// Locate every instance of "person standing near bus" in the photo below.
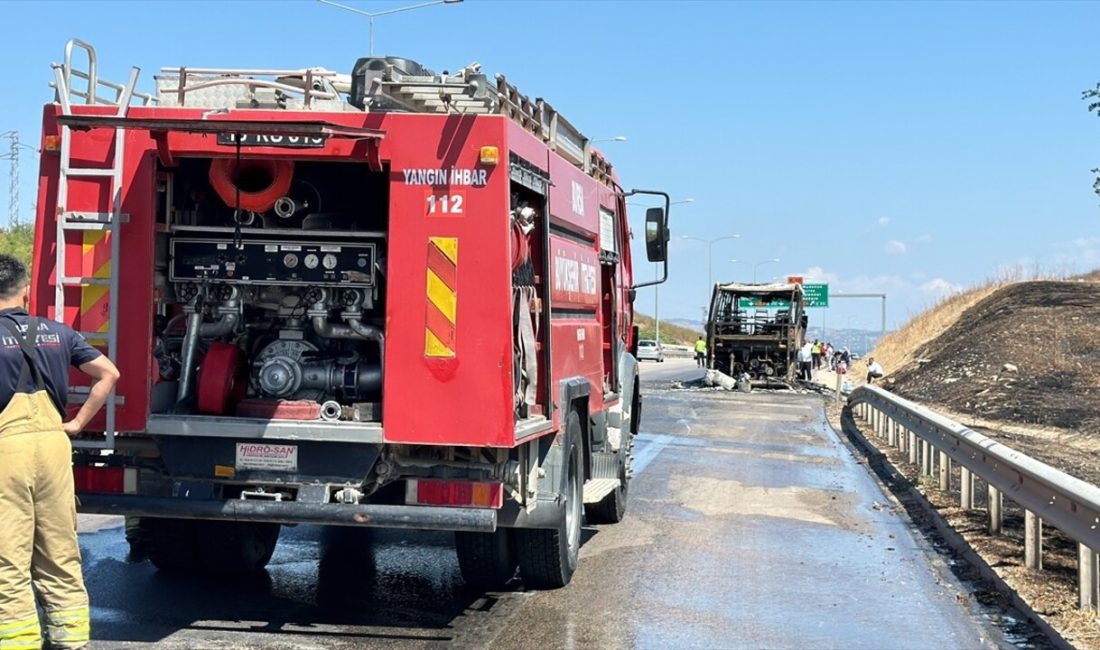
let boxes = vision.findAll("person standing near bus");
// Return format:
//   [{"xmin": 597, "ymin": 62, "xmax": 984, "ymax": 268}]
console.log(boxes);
[{"xmin": 694, "ymin": 336, "xmax": 707, "ymax": 368}]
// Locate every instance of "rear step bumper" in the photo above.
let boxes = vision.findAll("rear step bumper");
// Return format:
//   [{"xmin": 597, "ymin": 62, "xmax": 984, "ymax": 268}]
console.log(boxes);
[{"xmin": 78, "ymin": 495, "xmax": 496, "ymax": 532}]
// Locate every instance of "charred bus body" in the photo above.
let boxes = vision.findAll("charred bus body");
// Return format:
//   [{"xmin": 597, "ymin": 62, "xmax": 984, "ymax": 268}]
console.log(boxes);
[{"xmin": 705, "ymin": 283, "xmax": 807, "ymax": 382}]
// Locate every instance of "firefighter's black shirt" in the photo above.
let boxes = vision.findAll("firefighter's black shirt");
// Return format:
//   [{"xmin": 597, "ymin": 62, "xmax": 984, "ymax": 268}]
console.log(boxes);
[{"xmin": 0, "ymin": 308, "xmax": 102, "ymax": 416}]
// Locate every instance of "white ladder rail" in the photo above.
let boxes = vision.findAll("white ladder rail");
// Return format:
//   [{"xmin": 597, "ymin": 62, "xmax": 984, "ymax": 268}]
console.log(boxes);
[{"xmin": 50, "ymin": 44, "xmax": 141, "ymax": 450}]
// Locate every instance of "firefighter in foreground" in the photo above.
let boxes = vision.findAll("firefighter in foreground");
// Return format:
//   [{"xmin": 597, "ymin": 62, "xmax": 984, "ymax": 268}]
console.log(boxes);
[{"xmin": 0, "ymin": 254, "xmax": 120, "ymax": 649}]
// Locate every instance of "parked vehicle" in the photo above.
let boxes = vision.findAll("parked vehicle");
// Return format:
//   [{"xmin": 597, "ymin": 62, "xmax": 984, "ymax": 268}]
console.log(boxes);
[
  {"xmin": 637, "ymin": 339, "xmax": 665, "ymax": 362},
  {"xmin": 33, "ymin": 39, "xmax": 673, "ymax": 589}
]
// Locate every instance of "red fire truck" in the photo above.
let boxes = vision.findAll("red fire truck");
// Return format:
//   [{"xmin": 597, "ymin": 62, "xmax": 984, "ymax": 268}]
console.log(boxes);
[{"xmin": 31, "ymin": 40, "xmax": 671, "ymax": 588}]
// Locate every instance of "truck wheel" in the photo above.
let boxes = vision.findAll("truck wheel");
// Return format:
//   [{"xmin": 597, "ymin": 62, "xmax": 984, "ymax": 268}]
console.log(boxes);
[
  {"xmin": 197, "ymin": 522, "xmax": 281, "ymax": 575},
  {"xmin": 144, "ymin": 519, "xmax": 279, "ymax": 575},
  {"xmin": 516, "ymin": 413, "xmax": 584, "ymax": 589},
  {"xmin": 143, "ymin": 518, "xmax": 202, "ymax": 574},
  {"xmin": 455, "ymin": 530, "xmax": 517, "ymax": 590},
  {"xmin": 584, "ymin": 448, "xmax": 628, "ymax": 524}
]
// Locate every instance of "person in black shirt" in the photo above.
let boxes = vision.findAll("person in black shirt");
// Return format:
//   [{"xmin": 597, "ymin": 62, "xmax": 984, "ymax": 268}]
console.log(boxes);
[{"xmin": 0, "ymin": 254, "xmax": 119, "ymax": 649}]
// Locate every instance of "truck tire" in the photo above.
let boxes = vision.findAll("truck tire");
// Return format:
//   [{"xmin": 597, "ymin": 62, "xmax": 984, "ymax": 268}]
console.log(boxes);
[
  {"xmin": 454, "ymin": 530, "xmax": 517, "ymax": 590},
  {"xmin": 144, "ymin": 519, "xmax": 279, "ymax": 576},
  {"xmin": 197, "ymin": 521, "xmax": 281, "ymax": 575},
  {"xmin": 143, "ymin": 518, "xmax": 202, "ymax": 574},
  {"xmin": 516, "ymin": 412, "xmax": 584, "ymax": 589}
]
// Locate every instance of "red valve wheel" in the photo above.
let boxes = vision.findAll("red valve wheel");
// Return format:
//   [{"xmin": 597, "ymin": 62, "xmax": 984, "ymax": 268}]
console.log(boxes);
[{"xmin": 196, "ymin": 342, "xmax": 248, "ymax": 415}]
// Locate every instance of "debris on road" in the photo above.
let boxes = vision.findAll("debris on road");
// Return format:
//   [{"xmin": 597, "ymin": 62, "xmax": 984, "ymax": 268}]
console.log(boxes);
[{"xmin": 705, "ymin": 369, "xmax": 739, "ymax": 390}]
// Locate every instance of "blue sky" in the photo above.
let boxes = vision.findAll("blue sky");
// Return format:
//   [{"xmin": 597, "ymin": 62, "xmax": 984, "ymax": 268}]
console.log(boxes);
[{"xmin": 1, "ymin": 0, "xmax": 1098, "ymax": 331}]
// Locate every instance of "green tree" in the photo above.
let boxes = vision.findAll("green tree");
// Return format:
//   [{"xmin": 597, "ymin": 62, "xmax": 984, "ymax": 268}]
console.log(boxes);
[
  {"xmin": 0, "ymin": 223, "xmax": 35, "ymax": 267},
  {"xmin": 1086, "ymin": 83, "xmax": 1100, "ymax": 203}
]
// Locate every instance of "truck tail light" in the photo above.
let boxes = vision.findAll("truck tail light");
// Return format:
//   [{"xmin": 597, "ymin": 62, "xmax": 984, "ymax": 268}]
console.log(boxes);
[
  {"xmin": 74, "ymin": 466, "xmax": 138, "ymax": 494},
  {"xmin": 406, "ymin": 479, "xmax": 503, "ymax": 509}
]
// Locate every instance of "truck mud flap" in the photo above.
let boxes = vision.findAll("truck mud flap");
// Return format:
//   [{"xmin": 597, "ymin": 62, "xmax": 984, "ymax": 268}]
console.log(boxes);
[{"xmin": 78, "ymin": 495, "xmax": 496, "ymax": 532}]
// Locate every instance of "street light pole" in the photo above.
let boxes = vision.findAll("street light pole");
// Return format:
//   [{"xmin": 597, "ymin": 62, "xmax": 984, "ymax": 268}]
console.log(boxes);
[
  {"xmin": 752, "ymin": 258, "xmax": 780, "ymax": 283},
  {"xmin": 318, "ymin": 0, "xmax": 464, "ymax": 55}
]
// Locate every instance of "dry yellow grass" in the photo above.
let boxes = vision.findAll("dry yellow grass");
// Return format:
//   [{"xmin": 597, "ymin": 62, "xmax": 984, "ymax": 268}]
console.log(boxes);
[{"xmin": 866, "ymin": 281, "xmax": 1005, "ymax": 378}]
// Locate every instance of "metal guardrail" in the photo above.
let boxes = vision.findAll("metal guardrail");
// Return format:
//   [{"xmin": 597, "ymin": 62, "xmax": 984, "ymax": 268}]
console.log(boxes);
[{"xmin": 848, "ymin": 384, "xmax": 1100, "ymax": 609}]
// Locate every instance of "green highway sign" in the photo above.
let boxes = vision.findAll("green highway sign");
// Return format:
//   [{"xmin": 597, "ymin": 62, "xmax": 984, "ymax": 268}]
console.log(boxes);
[
  {"xmin": 736, "ymin": 283, "xmax": 829, "ymax": 309},
  {"xmin": 737, "ymin": 296, "xmax": 790, "ymax": 309},
  {"xmin": 803, "ymin": 283, "xmax": 829, "ymax": 307}
]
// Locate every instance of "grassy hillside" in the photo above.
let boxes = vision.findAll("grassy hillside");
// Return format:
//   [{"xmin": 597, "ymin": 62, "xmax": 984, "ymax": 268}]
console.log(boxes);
[
  {"xmin": 635, "ymin": 312, "xmax": 701, "ymax": 345},
  {"xmin": 868, "ymin": 281, "xmax": 1002, "ymax": 379}
]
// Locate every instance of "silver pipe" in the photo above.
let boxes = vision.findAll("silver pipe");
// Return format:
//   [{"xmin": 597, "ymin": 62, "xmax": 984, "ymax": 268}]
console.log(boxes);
[
  {"xmin": 176, "ymin": 311, "xmax": 204, "ymax": 405},
  {"xmin": 311, "ymin": 315, "xmax": 385, "ymax": 369},
  {"xmin": 199, "ymin": 312, "xmax": 239, "ymax": 337},
  {"xmin": 348, "ymin": 319, "xmax": 385, "ymax": 370},
  {"xmin": 177, "ymin": 288, "xmax": 241, "ymax": 405}
]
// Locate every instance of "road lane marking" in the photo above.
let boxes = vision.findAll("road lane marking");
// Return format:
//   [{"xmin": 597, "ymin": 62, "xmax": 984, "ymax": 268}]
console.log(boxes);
[{"xmin": 632, "ymin": 433, "xmax": 674, "ymax": 476}]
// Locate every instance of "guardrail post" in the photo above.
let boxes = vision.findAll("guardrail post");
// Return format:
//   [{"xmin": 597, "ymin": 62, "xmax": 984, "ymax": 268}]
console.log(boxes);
[
  {"xmin": 888, "ymin": 419, "xmax": 897, "ymax": 448},
  {"xmin": 1025, "ymin": 511, "xmax": 1042, "ymax": 570},
  {"xmin": 1079, "ymin": 544, "xmax": 1099, "ymax": 610},
  {"xmin": 937, "ymin": 451, "xmax": 948, "ymax": 490},
  {"xmin": 960, "ymin": 467, "xmax": 974, "ymax": 509},
  {"xmin": 988, "ymin": 485, "xmax": 1002, "ymax": 535},
  {"xmin": 921, "ymin": 439, "xmax": 932, "ymax": 477},
  {"xmin": 897, "ymin": 424, "xmax": 906, "ymax": 453},
  {"xmin": 908, "ymin": 431, "xmax": 918, "ymax": 465},
  {"xmin": 873, "ymin": 410, "xmax": 881, "ymax": 437}
]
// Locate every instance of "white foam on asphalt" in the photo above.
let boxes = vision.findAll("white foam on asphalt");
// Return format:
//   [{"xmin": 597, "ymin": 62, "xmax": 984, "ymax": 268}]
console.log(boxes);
[{"xmin": 632, "ymin": 433, "xmax": 674, "ymax": 475}]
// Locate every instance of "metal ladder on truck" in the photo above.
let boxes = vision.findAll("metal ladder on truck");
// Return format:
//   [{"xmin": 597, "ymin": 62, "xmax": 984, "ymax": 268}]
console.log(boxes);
[{"xmin": 49, "ymin": 39, "xmax": 155, "ymax": 450}]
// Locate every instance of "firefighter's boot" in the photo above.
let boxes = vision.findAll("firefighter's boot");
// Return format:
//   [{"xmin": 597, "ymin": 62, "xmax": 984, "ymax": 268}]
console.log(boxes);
[{"xmin": 0, "ymin": 391, "xmax": 90, "ymax": 649}]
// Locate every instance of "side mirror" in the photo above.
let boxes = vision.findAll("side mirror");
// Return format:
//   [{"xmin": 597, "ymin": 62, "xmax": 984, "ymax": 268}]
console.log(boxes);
[{"xmin": 645, "ymin": 207, "xmax": 668, "ymax": 262}]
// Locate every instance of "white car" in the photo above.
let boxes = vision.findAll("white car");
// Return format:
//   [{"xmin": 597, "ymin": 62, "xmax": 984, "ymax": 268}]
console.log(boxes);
[{"xmin": 637, "ymin": 339, "xmax": 665, "ymax": 362}]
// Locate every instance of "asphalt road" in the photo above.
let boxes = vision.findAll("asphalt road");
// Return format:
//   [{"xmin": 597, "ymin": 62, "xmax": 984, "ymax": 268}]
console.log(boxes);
[{"xmin": 75, "ymin": 359, "xmax": 1022, "ymax": 648}]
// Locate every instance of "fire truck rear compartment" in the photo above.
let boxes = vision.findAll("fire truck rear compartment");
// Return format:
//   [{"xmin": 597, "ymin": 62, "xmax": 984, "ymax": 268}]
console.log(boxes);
[{"xmin": 151, "ymin": 157, "xmax": 389, "ymax": 428}]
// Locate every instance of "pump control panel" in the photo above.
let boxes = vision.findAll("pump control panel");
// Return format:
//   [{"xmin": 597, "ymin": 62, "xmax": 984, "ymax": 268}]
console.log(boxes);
[{"xmin": 169, "ymin": 238, "xmax": 377, "ymax": 287}]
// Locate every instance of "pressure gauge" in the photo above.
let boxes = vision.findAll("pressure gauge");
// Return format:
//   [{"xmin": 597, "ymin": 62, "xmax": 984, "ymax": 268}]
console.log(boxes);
[
  {"xmin": 282, "ymin": 253, "xmax": 299, "ymax": 269},
  {"xmin": 322, "ymin": 254, "xmax": 338, "ymax": 270},
  {"xmin": 304, "ymin": 254, "xmax": 320, "ymax": 270}
]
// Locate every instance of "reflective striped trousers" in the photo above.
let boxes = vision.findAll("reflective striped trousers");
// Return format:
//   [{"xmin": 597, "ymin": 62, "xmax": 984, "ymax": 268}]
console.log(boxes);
[{"xmin": 0, "ymin": 392, "xmax": 90, "ymax": 649}]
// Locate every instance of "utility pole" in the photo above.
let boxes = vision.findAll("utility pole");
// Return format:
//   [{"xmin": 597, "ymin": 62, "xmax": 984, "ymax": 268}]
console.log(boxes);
[{"xmin": 1, "ymin": 131, "xmax": 18, "ymax": 226}]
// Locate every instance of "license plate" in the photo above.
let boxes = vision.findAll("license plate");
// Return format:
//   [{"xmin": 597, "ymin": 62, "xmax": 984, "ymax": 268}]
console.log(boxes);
[
  {"xmin": 235, "ymin": 443, "xmax": 298, "ymax": 471},
  {"xmin": 216, "ymin": 133, "xmax": 326, "ymax": 148}
]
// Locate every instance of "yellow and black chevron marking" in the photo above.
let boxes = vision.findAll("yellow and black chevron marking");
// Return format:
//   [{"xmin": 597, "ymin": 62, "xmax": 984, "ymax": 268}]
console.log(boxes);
[
  {"xmin": 425, "ymin": 237, "xmax": 458, "ymax": 358},
  {"xmin": 80, "ymin": 231, "xmax": 111, "ymax": 336}
]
